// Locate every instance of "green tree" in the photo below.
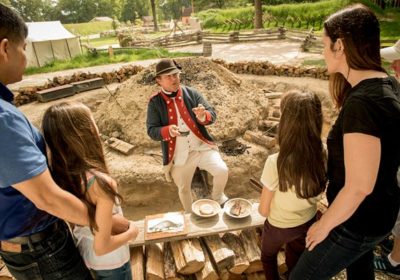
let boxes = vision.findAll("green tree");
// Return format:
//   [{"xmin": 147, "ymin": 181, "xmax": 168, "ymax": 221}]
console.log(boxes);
[
  {"xmin": 10, "ymin": 0, "xmax": 46, "ymax": 21},
  {"xmin": 57, "ymin": 0, "xmax": 97, "ymax": 23},
  {"xmin": 159, "ymin": 0, "xmax": 181, "ymax": 20},
  {"xmin": 121, "ymin": 0, "xmax": 148, "ymax": 22}
]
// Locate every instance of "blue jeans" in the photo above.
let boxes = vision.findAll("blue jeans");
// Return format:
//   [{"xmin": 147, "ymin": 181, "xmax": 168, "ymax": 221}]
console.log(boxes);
[
  {"xmin": 289, "ymin": 225, "xmax": 387, "ymax": 280},
  {"xmin": 0, "ymin": 221, "xmax": 92, "ymax": 280},
  {"xmin": 92, "ymin": 261, "xmax": 132, "ymax": 280}
]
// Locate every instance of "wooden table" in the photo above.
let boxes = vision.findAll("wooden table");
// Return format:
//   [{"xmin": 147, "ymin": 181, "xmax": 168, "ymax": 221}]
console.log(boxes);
[{"xmin": 129, "ymin": 203, "xmax": 265, "ymax": 247}]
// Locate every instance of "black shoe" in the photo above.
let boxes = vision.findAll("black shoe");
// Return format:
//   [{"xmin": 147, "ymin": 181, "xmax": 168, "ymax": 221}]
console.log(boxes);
[
  {"xmin": 374, "ymin": 255, "xmax": 400, "ymax": 277},
  {"xmin": 380, "ymin": 237, "xmax": 394, "ymax": 255}
]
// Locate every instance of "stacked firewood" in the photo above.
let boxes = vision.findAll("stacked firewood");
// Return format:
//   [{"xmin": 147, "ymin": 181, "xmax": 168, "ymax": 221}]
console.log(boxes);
[
  {"xmin": 131, "ymin": 228, "xmax": 265, "ymax": 280},
  {"xmin": 212, "ymin": 59, "xmax": 329, "ymax": 80},
  {"xmin": 13, "ymin": 65, "xmax": 144, "ymax": 107}
]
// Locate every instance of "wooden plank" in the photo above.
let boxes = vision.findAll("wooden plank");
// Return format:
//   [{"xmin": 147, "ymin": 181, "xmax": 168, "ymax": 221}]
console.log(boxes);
[
  {"xmin": 129, "ymin": 203, "xmax": 265, "ymax": 247},
  {"xmin": 71, "ymin": 77, "xmax": 104, "ymax": 93},
  {"xmin": 105, "ymin": 137, "xmax": 134, "ymax": 155},
  {"xmin": 36, "ymin": 84, "xmax": 74, "ymax": 102}
]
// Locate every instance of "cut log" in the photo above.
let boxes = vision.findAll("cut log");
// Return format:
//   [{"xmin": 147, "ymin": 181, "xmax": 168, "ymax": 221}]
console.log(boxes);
[
  {"xmin": 267, "ymin": 117, "xmax": 281, "ymax": 122},
  {"xmin": 164, "ymin": 242, "xmax": 183, "ymax": 280},
  {"xmin": 243, "ymin": 130, "xmax": 276, "ymax": 149},
  {"xmin": 130, "ymin": 246, "xmax": 144, "ymax": 280},
  {"xmin": 171, "ymin": 238, "xmax": 205, "ymax": 275},
  {"xmin": 264, "ymin": 92, "xmax": 283, "ymax": 99},
  {"xmin": 201, "ymin": 235, "xmax": 235, "ymax": 271},
  {"xmin": 240, "ymin": 229, "xmax": 263, "ymax": 274},
  {"xmin": 247, "ymin": 272, "xmax": 266, "ymax": 280},
  {"xmin": 195, "ymin": 242, "xmax": 219, "ymax": 280},
  {"xmin": 258, "ymin": 120, "xmax": 279, "ymax": 136},
  {"xmin": 146, "ymin": 243, "xmax": 164, "ymax": 280},
  {"xmin": 218, "ymin": 268, "xmax": 242, "ymax": 280},
  {"xmin": 221, "ymin": 231, "xmax": 250, "ymax": 274}
]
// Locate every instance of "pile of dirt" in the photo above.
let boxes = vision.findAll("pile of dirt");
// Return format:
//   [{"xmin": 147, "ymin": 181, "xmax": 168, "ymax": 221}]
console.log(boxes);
[{"xmin": 95, "ymin": 57, "xmax": 270, "ymax": 149}]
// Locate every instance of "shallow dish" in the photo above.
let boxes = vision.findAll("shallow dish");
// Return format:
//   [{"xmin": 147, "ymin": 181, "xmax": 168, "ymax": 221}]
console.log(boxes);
[
  {"xmin": 192, "ymin": 199, "xmax": 221, "ymax": 218},
  {"xmin": 224, "ymin": 198, "xmax": 252, "ymax": 218}
]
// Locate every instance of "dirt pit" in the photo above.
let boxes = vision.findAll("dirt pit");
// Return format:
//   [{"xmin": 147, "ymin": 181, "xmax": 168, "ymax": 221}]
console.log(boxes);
[{"xmin": 20, "ymin": 57, "xmax": 332, "ymax": 221}]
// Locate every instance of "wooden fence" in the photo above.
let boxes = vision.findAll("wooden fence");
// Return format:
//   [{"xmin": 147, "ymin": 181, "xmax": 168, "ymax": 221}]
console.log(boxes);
[{"xmin": 121, "ymin": 28, "xmax": 300, "ymax": 49}]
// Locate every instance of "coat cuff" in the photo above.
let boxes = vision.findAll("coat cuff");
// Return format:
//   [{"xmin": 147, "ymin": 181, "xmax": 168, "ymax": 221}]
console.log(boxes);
[
  {"xmin": 197, "ymin": 111, "xmax": 212, "ymax": 125},
  {"xmin": 161, "ymin": 126, "xmax": 172, "ymax": 141}
]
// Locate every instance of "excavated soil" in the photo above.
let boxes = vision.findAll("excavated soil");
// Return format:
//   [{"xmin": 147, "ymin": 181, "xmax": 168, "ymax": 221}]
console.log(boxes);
[{"xmin": 20, "ymin": 57, "xmax": 334, "ymax": 221}]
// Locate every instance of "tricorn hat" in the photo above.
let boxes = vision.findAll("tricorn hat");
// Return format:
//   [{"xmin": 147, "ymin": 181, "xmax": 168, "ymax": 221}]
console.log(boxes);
[{"xmin": 155, "ymin": 59, "xmax": 182, "ymax": 76}]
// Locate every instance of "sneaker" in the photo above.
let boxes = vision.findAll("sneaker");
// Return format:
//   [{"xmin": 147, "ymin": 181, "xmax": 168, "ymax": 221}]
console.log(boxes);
[
  {"xmin": 374, "ymin": 255, "xmax": 400, "ymax": 277},
  {"xmin": 380, "ymin": 236, "xmax": 394, "ymax": 255}
]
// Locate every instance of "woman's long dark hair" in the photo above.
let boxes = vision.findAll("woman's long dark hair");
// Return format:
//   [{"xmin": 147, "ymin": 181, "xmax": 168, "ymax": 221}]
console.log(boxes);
[
  {"xmin": 42, "ymin": 102, "xmax": 122, "ymax": 232},
  {"xmin": 277, "ymin": 90, "xmax": 326, "ymax": 199},
  {"xmin": 324, "ymin": 4, "xmax": 386, "ymax": 108}
]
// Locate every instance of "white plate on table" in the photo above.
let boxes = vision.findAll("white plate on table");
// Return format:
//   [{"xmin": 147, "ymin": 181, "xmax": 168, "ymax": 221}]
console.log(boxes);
[
  {"xmin": 192, "ymin": 199, "xmax": 221, "ymax": 218},
  {"xmin": 223, "ymin": 198, "xmax": 252, "ymax": 218}
]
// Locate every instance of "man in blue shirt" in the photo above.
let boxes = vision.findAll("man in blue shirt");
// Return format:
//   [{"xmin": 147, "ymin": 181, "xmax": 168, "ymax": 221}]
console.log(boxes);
[{"xmin": 0, "ymin": 4, "xmax": 126, "ymax": 279}]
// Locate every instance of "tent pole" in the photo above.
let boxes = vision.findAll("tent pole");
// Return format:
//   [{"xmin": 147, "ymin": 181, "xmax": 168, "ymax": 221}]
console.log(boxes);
[
  {"xmin": 32, "ymin": 42, "xmax": 40, "ymax": 67},
  {"xmin": 78, "ymin": 36, "xmax": 83, "ymax": 54},
  {"xmin": 50, "ymin": 41, "xmax": 55, "ymax": 61},
  {"xmin": 66, "ymin": 39, "xmax": 72, "ymax": 59}
]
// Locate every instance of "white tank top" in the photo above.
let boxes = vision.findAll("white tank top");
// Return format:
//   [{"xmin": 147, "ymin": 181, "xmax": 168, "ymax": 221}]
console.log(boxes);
[{"xmin": 73, "ymin": 204, "xmax": 130, "ymax": 270}]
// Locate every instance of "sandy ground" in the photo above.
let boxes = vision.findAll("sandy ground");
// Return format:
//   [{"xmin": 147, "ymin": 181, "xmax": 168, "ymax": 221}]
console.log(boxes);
[{"xmin": 20, "ymin": 63, "xmax": 331, "ymax": 221}]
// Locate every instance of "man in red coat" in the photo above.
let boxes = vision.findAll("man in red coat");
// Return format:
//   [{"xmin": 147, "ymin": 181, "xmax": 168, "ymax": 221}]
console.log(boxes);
[{"xmin": 146, "ymin": 59, "xmax": 228, "ymax": 212}]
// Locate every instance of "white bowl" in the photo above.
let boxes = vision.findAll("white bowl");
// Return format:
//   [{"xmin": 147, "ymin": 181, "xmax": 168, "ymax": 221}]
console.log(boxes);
[
  {"xmin": 224, "ymin": 198, "xmax": 252, "ymax": 218},
  {"xmin": 192, "ymin": 199, "xmax": 221, "ymax": 218}
]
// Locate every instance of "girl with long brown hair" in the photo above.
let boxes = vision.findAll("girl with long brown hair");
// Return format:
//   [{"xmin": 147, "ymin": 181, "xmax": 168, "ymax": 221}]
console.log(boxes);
[
  {"xmin": 42, "ymin": 102, "xmax": 138, "ymax": 280},
  {"xmin": 258, "ymin": 90, "xmax": 326, "ymax": 280},
  {"xmin": 289, "ymin": 4, "xmax": 400, "ymax": 280}
]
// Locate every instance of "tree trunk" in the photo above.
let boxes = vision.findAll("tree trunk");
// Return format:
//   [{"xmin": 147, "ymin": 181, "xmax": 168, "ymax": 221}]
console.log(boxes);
[
  {"xmin": 254, "ymin": 0, "xmax": 263, "ymax": 29},
  {"xmin": 150, "ymin": 0, "xmax": 159, "ymax": 31}
]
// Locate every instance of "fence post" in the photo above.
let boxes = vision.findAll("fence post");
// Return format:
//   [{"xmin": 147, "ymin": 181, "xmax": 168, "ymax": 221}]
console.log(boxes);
[
  {"xmin": 278, "ymin": 27, "xmax": 286, "ymax": 39},
  {"xmin": 229, "ymin": 31, "xmax": 239, "ymax": 43},
  {"xmin": 203, "ymin": 42, "xmax": 212, "ymax": 57},
  {"xmin": 196, "ymin": 31, "xmax": 203, "ymax": 44}
]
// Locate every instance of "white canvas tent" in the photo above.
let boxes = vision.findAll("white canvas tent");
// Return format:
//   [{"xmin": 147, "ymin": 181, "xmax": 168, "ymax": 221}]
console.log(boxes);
[{"xmin": 26, "ymin": 21, "xmax": 81, "ymax": 67}]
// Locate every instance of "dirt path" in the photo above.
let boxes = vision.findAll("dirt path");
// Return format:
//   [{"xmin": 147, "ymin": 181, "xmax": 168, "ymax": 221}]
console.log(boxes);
[{"xmin": 10, "ymin": 40, "xmax": 323, "ymax": 91}]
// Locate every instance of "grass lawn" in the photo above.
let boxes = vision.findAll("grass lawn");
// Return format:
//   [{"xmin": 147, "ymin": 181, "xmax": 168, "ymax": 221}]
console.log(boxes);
[
  {"xmin": 64, "ymin": 22, "xmax": 113, "ymax": 36},
  {"xmin": 24, "ymin": 48, "xmax": 193, "ymax": 75},
  {"xmin": 86, "ymin": 36, "xmax": 119, "ymax": 48}
]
